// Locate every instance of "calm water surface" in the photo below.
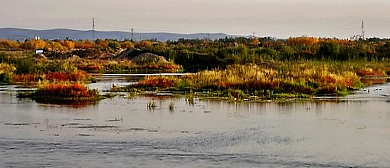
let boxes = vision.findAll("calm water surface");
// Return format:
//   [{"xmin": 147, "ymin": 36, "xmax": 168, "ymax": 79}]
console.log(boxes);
[{"xmin": 1, "ymin": 77, "xmax": 390, "ymax": 168}]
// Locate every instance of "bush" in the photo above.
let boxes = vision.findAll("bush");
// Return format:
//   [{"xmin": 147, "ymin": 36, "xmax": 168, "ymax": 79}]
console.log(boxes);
[
  {"xmin": 0, "ymin": 73, "xmax": 11, "ymax": 83},
  {"xmin": 108, "ymin": 41, "xmax": 120, "ymax": 50},
  {"xmin": 15, "ymin": 58, "xmax": 34, "ymax": 74}
]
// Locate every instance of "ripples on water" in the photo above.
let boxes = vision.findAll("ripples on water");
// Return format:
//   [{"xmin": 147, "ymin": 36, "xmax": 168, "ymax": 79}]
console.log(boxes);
[{"xmin": 1, "ymin": 79, "xmax": 390, "ymax": 168}]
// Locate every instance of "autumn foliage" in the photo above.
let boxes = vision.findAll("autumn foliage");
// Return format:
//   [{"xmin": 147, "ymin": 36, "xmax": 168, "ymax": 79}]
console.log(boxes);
[
  {"xmin": 61, "ymin": 40, "xmax": 75, "ymax": 50},
  {"xmin": 20, "ymin": 40, "xmax": 47, "ymax": 50},
  {"xmin": 120, "ymin": 41, "xmax": 134, "ymax": 49},
  {"xmin": 135, "ymin": 40, "xmax": 153, "ymax": 48},
  {"xmin": 37, "ymin": 83, "xmax": 98, "ymax": 98},
  {"xmin": 74, "ymin": 41, "xmax": 95, "ymax": 49},
  {"xmin": 0, "ymin": 40, "xmax": 19, "ymax": 49},
  {"xmin": 137, "ymin": 63, "xmax": 364, "ymax": 95},
  {"xmin": 12, "ymin": 71, "xmax": 90, "ymax": 83},
  {"xmin": 287, "ymin": 37, "xmax": 319, "ymax": 46}
]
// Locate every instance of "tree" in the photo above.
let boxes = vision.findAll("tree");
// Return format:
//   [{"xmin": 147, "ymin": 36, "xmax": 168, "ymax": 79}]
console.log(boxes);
[
  {"xmin": 74, "ymin": 40, "xmax": 95, "ymax": 49},
  {"xmin": 252, "ymin": 37, "xmax": 259, "ymax": 46},
  {"xmin": 95, "ymin": 39, "xmax": 109, "ymax": 48},
  {"xmin": 317, "ymin": 42, "xmax": 340, "ymax": 60},
  {"xmin": 287, "ymin": 37, "xmax": 319, "ymax": 46},
  {"xmin": 20, "ymin": 40, "xmax": 47, "ymax": 50},
  {"xmin": 31, "ymin": 40, "xmax": 47, "ymax": 49},
  {"xmin": 135, "ymin": 40, "xmax": 153, "ymax": 48},
  {"xmin": 61, "ymin": 40, "xmax": 75, "ymax": 50},
  {"xmin": 108, "ymin": 41, "xmax": 120, "ymax": 49},
  {"xmin": 120, "ymin": 41, "xmax": 134, "ymax": 49},
  {"xmin": 0, "ymin": 40, "xmax": 19, "ymax": 49},
  {"xmin": 46, "ymin": 42, "xmax": 65, "ymax": 51}
]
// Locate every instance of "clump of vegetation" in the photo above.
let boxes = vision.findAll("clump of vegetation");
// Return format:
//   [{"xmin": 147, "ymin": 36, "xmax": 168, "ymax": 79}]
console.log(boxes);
[
  {"xmin": 17, "ymin": 83, "xmax": 101, "ymax": 101},
  {"xmin": 137, "ymin": 76, "xmax": 179, "ymax": 88},
  {"xmin": 0, "ymin": 63, "xmax": 16, "ymax": 83},
  {"xmin": 12, "ymin": 71, "xmax": 90, "ymax": 83},
  {"xmin": 38, "ymin": 83, "xmax": 96, "ymax": 97}
]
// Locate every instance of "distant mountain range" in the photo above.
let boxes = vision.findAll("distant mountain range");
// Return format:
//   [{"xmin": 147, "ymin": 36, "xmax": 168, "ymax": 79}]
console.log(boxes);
[{"xmin": 0, "ymin": 28, "xmax": 231, "ymax": 41}]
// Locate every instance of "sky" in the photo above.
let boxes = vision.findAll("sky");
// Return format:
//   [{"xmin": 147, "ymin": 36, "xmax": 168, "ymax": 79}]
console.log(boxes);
[{"xmin": 1, "ymin": 0, "xmax": 390, "ymax": 38}]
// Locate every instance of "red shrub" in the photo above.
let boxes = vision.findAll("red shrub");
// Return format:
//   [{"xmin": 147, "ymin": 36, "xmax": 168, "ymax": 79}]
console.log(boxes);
[{"xmin": 39, "ymin": 83, "xmax": 96, "ymax": 97}]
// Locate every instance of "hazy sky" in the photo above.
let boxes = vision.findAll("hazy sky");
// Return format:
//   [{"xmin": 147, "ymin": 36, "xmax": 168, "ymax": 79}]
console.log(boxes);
[{"xmin": 1, "ymin": 0, "xmax": 390, "ymax": 38}]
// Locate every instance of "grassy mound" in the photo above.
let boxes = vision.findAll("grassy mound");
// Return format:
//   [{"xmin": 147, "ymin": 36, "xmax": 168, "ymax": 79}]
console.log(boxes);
[{"xmin": 18, "ymin": 83, "xmax": 101, "ymax": 101}]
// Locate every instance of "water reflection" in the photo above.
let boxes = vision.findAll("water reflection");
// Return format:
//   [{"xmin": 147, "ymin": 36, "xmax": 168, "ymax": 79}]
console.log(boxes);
[
  {"xmin": 35, "ymin": 99, "xmax": 99, "ymax": 109},
  {"xmin": 2, "ymin": 80, "xmax": 390, "ymax": 168}
]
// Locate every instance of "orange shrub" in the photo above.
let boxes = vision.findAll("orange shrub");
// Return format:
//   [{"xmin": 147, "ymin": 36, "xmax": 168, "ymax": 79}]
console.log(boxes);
[
  {"xmin": 287, "ymin": 37, "xmax": 319, "ymax": 46},
  {"xmin": 61, "ymin": 40, "xmax": 75, "ymax": 50},
  {"xmin": 39, "ymin": 83, "xmax": 97, "ymax": 97}
]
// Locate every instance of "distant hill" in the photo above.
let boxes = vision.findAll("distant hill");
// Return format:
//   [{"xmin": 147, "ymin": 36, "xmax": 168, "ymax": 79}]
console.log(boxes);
[{"xmin": 0, "ymin": 28, "xmax": 231, "ymax": 41}]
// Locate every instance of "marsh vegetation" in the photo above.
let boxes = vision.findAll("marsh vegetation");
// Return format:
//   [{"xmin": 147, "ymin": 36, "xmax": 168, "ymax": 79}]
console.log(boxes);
[{"xmin": 2, "ymin": 36, "xmax": 390, "ymax": 101}]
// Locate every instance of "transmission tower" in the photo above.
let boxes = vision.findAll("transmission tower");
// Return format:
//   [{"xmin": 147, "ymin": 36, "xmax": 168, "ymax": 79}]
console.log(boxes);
[
  {"xmin": 361, "ymin": 20, "xmax": 365, "ymax": 40},
  {"xmin": 92, "ymin": 18, "xmax": 95, "ymax": 40},
  {"xmin": 131, "ymin": 28, "xmax": 134, "ymax": 41}
]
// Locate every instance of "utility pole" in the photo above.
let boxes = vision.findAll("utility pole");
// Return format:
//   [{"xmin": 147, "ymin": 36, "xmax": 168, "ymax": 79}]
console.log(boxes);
[
  {"xmin": 92, "ymin": 18, "xmax": 95, "ymax": 40},
  {"xmin": 131, "ymin": 28, "xmax": 134, "ymax": 41},
  {"xmin": 361, "ymin": 20, "xmax": 365, "ymax": 40}
]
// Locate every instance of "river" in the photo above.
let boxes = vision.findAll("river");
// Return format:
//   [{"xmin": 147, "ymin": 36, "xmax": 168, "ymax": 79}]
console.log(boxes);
[{"xmin": 1, "ymin": 75, "xmax": 390, "ymax": 168}]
